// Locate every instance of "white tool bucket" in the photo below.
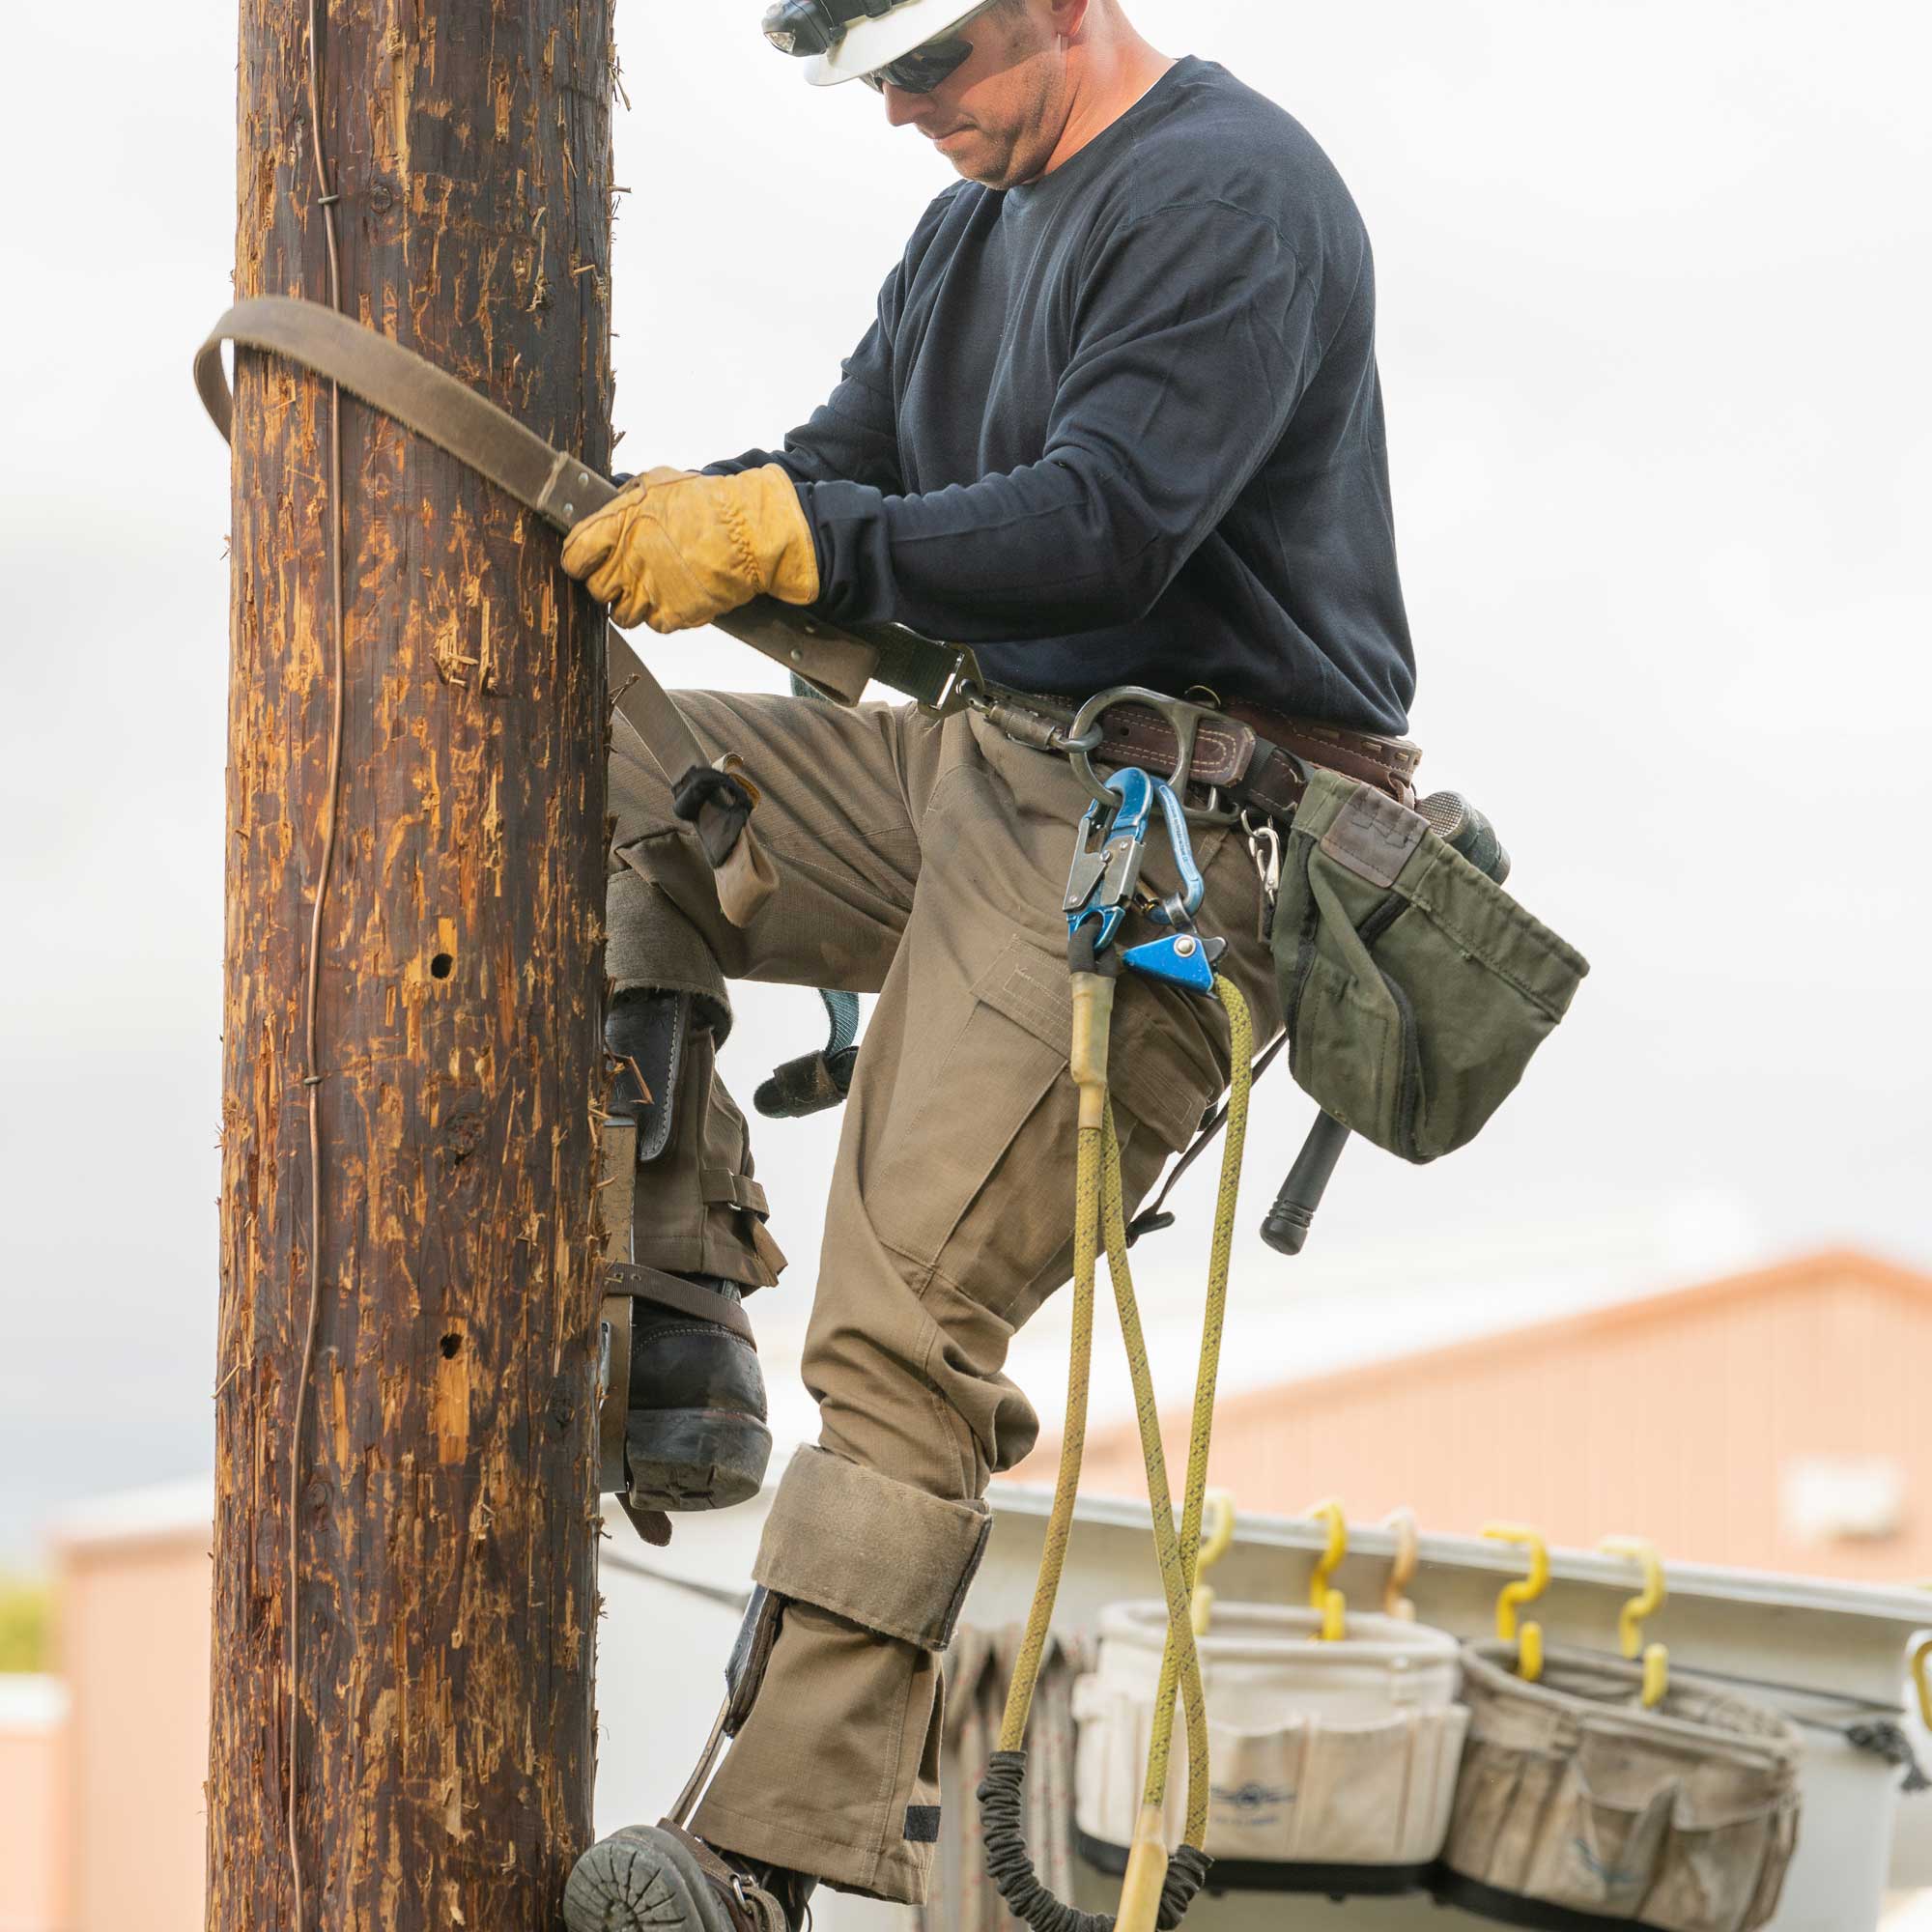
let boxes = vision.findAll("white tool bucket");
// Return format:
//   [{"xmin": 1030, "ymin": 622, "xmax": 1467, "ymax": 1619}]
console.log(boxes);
[
  {"xmin": 1435, "ymin": 1641, "xmax": 1803, "ymax": 1931},
  {"xmin": 1072, "ymin": 1601, "xmax": 1468, "ymax": 1892}
]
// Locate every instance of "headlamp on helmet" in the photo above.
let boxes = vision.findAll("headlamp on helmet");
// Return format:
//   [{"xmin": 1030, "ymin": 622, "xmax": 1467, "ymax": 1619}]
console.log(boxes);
[
  {"xmin": 761, "ymin": 0, "xmax": 894, "ymax": 59},
  {"xmin": 762, "ymin": 0, "xmax": 995, "ymax": 88}
]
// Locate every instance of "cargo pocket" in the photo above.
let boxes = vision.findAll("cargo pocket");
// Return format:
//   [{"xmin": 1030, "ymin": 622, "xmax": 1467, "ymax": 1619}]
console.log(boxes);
[
  {"xmin": 867, "ymin": 935, "xmax": 1079, "ymax": 1287},
  {"xmin": 866, "ymin": 936, "xmax": 1219, "ymax": 1305},
  {"xmin": 1109, "ymin": 979, "xmax": 1227, "ymax": 1156}
]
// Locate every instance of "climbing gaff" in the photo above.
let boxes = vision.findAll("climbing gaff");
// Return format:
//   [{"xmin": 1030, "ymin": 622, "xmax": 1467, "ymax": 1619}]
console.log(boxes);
[
  {"xmin": 1485, "ymin": 1522, "xmax": 1549, "ymax": 1684},
  {"xmin": 1600, "ymin": 1537, "xmax": 1670, "ymax": 1709}
]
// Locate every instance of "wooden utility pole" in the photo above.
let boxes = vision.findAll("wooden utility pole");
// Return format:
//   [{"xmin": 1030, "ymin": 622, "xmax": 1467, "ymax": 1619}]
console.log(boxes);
[{"xmin": 210, "ymin": 3, "xmax": 614, "ymax": 1927}]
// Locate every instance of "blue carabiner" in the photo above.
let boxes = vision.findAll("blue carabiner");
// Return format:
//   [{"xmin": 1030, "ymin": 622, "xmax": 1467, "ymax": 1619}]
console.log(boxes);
[
  {"xmin": 1064, "ymin": 767, "xmax": 1154, "ymax": 955},
  {"xmin": 1119, "ymin": 779, "xmax": 1226, "ymax": 993},
  {"xmin": 1140, "ymin": 777, "xmax": 1208, "ymax": 929}
]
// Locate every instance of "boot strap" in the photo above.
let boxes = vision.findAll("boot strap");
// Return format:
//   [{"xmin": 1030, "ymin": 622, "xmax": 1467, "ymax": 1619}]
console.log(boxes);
[
  {"xmin": 653, "ymin": 1821, "xmax": 788, "ymax": 1932},
  {"xmin": 608, "ymin": 1261, "xmax": 757, "ymax": 1348}
]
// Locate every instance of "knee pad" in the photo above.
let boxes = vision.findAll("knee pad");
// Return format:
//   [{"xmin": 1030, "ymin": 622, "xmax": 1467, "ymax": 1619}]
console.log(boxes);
[{"xmin": 751, "ymin": 1447, "xmax": 992, "ymax": 1654}]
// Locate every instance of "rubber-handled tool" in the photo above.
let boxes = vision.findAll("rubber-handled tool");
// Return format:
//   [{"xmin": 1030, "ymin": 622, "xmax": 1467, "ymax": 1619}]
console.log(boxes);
[
  {"xmin": 1260, "ymin": 1110, "xmax": 1351, "ymax": 1254},
  {"xmin": 1260, "ymin": 790, "xmax": 1510, "ymax": 1258},
  {"xmin": 1419, "ymin": 789, "xmax": 1511, "ymax": 888}
]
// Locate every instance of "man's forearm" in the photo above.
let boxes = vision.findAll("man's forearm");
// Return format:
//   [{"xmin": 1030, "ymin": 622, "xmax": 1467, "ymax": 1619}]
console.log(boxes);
[{"xmin": 799, "ymin": 453, "xmax": 1189, "ymax": 643}]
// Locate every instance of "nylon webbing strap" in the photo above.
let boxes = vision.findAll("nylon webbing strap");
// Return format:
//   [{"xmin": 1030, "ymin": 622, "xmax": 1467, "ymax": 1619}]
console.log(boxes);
[{"xmin": 193, "ymin": 297, "xmax": 988, "ymax": 715}]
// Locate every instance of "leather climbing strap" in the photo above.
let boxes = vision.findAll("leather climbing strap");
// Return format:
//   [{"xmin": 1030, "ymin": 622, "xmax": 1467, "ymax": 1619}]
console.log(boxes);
[
  {"xmin": 597, "ymin": 1120, "xmax": 641, "ymax": 1497},
  {"xmin": 194, "ymin": 298, "xmax": 777, "ymax": 924},
  {"xmin": 193, "ymin": 295, "xmax": 982, "ymax": 712},
  {"xmin": 597, "ymin": 1119, "xmax": 671, "ymax": 1548},
  {"xmin": 607, "ymin": 1261, "xmax": 758, "ymax": 1348}
]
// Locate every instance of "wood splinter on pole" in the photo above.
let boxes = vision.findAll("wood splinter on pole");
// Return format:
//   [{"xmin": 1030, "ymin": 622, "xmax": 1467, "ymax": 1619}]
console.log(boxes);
[{"xmin": 210, "ymin": 1, "xmax": 616, "ymax": 1926}]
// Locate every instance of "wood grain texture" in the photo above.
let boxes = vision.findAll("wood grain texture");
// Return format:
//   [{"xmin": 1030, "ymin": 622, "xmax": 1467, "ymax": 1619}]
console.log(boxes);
[{"xmin": 211, "ymin": 1, "xmax": 614, "ymax": 1925}]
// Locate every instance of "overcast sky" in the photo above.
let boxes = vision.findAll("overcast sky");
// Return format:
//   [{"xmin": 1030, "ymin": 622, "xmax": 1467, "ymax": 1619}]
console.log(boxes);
[{"xmin": 0, "ymin": 2, "xmax": 1927, "ymax": 1564}]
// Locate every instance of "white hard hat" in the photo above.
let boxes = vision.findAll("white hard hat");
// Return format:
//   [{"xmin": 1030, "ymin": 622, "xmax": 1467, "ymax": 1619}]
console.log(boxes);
[{"xmin": 760, "ymin": 0, "xmax": 996, "ymax": 89}]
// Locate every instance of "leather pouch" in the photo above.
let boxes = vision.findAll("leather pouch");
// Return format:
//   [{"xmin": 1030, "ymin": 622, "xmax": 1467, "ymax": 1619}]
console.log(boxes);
[{"xmin": 1271, "ymin": 770, "xmax": 1589, "ymax": 1163}]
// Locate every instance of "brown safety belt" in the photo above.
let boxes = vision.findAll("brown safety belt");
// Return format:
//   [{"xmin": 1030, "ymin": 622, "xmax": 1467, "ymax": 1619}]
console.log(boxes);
[{"xmin": 193, "ymin": 297, "xmax": 983, "ymax": 922}]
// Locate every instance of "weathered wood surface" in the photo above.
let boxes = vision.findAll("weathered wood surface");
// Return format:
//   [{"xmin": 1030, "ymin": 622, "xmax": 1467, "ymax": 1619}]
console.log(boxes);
[{"xmin": 211, "ymin": 1, "xmax": 615, "ymax": 1926}]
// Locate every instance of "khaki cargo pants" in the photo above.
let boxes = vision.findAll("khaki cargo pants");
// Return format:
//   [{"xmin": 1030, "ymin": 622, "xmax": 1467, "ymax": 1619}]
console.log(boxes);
[{"xmin": 607, "ymin": 690, "xmax": 1281, "ymax": 1903}]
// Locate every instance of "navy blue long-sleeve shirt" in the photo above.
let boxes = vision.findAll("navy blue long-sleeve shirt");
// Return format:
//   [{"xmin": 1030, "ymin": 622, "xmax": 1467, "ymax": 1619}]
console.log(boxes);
[{"xmin": 715, "ymin": 57, "xmax": 1416, "ymax": 734}]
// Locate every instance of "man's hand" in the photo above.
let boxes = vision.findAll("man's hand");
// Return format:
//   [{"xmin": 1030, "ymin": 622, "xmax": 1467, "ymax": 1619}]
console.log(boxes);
[{"xmin": 562, "ymin": 465, "xmax": 821, "ymax": 634}]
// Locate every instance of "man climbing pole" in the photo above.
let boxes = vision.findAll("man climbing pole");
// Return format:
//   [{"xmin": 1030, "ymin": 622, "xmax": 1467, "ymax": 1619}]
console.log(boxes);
[{"xmin": 567, "ymin": 2, "xmax": 1417, "ymax": 1927}]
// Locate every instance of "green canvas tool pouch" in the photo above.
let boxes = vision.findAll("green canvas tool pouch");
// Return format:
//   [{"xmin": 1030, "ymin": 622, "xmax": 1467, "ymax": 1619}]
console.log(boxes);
[{"xmin": 1271, "ymin": 770, "xmax": 1589, "ymax": 1163}]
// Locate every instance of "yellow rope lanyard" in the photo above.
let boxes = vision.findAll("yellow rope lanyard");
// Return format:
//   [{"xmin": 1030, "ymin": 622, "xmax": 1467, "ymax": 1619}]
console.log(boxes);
[{"xmin": 980, "ymin": 967, "xmax": 1254, "ymax": 1932}]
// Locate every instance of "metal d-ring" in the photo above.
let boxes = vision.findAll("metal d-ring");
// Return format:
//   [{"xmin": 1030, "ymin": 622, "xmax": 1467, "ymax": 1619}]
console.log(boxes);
[{"xmin": 1065, "ymin": 685, "xmax": 1242, "ymax": 825}]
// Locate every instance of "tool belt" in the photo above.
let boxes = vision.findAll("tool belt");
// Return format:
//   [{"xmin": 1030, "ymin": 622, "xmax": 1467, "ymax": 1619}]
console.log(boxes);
[
  {"xmin": 988, "ymin": 683, "xmax": 1589, "ymax": 1174},
  {"xmin": 976, "ymin": 685, "xmax": 1420, "ymax": 824}
]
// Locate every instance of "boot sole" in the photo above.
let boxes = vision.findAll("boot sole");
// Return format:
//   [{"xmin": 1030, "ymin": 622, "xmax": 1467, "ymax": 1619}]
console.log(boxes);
[
  {"xmin": 565, "ymin": 1825, "xmax": 735, "ymax": 1932},
  {"xmin": 627, "ymin": 1408, "xmax": 772, "ymax": 1513}
]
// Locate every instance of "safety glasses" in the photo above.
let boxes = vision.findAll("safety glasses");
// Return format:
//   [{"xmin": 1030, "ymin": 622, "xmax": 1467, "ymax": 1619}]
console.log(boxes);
[{"xmin": 859, "ymin": 1, "xmax": 997, "ymax": 93}]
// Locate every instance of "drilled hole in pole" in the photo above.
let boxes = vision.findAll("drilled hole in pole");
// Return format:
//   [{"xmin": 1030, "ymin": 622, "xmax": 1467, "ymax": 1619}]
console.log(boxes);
[{"xmin": 430, "ymin": 952, "xmax": 454, "ymax": 980}]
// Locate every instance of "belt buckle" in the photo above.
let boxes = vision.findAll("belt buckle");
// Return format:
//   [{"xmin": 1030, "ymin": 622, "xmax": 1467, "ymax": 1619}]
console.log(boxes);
[
  {"xmin": 1065, "ymin": 685, "xmax": 1240, "ymax": 826},
  {"xmin": 921, "ymin": 640, "xmax": 984, "ymax": 717}
]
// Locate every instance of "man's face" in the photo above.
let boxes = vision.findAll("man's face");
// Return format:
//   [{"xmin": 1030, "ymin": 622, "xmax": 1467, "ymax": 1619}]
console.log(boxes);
[{"xmin": 876, "ymin": 3, "xmax": 1065, "ymax": 189}]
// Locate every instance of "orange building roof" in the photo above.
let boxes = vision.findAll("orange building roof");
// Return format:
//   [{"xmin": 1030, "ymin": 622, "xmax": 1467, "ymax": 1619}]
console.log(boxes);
[{"xmin": 1010, "ymin": 1248, "xmax": 1932, "ymax": 1582}]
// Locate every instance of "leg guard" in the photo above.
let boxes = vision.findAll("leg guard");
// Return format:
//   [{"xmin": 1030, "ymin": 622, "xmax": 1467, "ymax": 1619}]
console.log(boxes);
[
  {"xmin": 598, "ymin": 996, "xmax": 773, "ymax": 1530},
  {"xmin": 676, "ymin": 1463, "xmax": 989, "ymax": 1904},
  {"xmin": 685, "ymin": 1453, "xmax": 989, "ymax": 1904},
  {"xmin": 595, "ymin": 1122, "xmax": 668, "ymax": 1547}
]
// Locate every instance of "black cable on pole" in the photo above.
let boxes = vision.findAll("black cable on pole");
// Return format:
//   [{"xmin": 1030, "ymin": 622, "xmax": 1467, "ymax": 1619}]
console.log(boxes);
[{"xmin": 285, "ymin": 8, "xmax": 349, "ymax": 1927}]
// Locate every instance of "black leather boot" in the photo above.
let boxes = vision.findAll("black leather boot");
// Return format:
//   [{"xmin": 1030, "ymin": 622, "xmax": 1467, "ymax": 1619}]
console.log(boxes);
[
  {"xmin": 624, "ymin": 1270, "xmax": 772, "ymax": 1512},
  {"xmin": 607, "ymin": 988, "xmax": 773, "ymax": 1513}
]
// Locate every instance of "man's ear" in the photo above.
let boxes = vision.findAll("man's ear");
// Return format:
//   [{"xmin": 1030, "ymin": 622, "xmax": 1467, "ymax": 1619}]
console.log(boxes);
[{"xmin": 1045, "ymin": 0, "xmax": 1094, "ymax": 42}]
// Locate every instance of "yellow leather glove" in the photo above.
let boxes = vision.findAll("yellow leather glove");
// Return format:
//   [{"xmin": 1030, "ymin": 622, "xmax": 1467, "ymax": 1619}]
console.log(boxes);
[{"xmin": 561, "ymin": 464, "xmax": 821, "ymax": 635}]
